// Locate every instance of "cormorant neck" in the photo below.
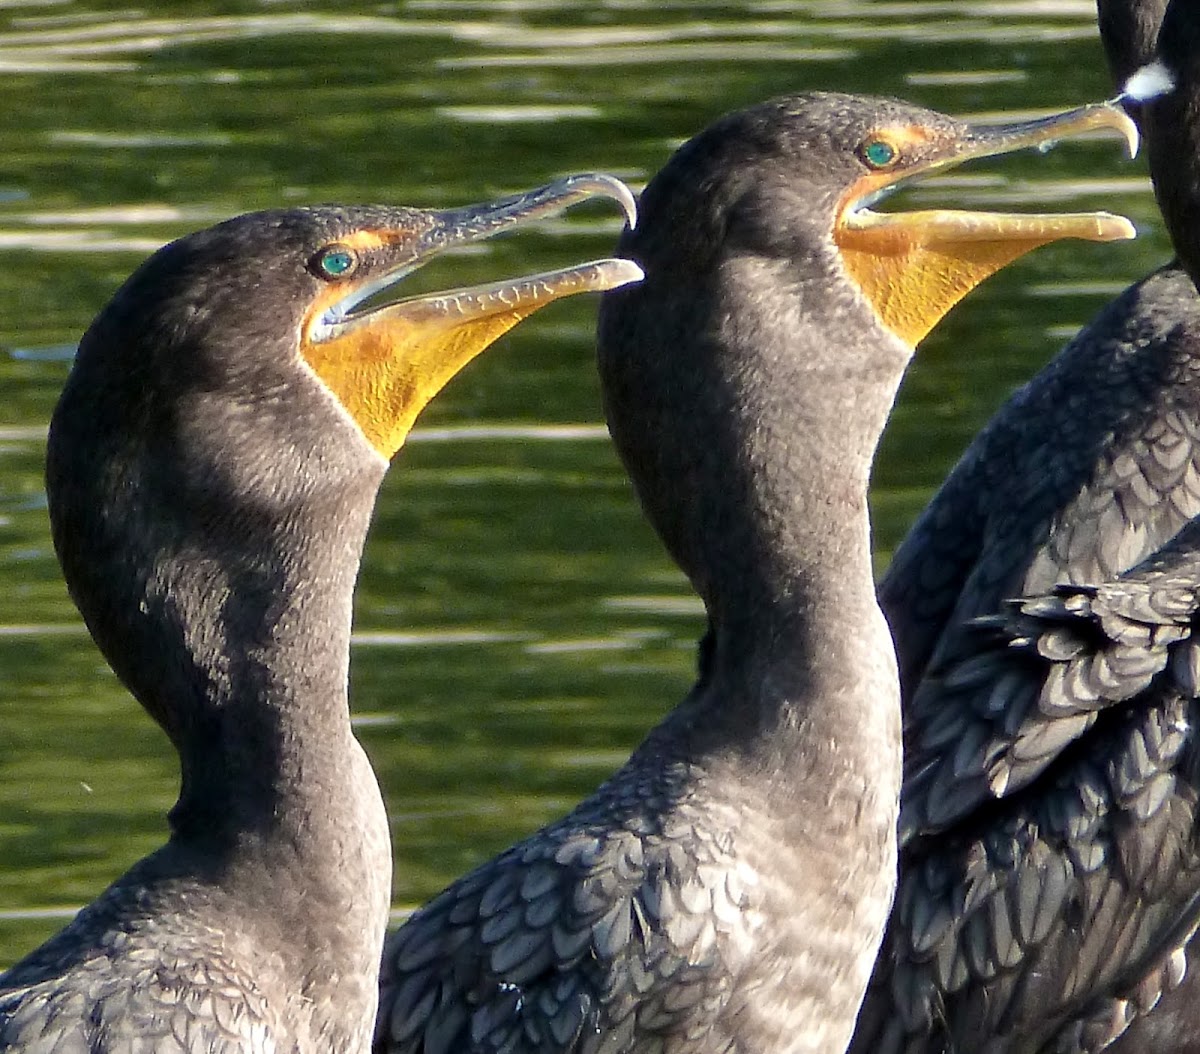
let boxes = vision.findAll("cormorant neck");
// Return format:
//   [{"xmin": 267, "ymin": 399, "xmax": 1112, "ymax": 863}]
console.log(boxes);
[
  {"xmin": 45, "ymin": 311, "xmax": 391, "ymax": 864},
  {"xmin": 599, "ymin": 233, "xmax": 909, "ymax": 757},
  {"xmin": 62, "ymin": 460, "xmax": 384, "ymax": 848},
  {"xmin": 703, "ymin": 259, "xmax": 899, "ymax": 741},
  {"xmin": 47, "ymin": 370, "xmax": 394, "ymax": 1040},
  {"xmin": 603, "ymin": 243, "xmax": 909, "ymax": 635},
  {"xmin": 1097, "ymin": 0, "xmax": 1167, "ymax": 96},
  {"xmin": 163, "ymin": 492, "xmax": 377, "ymax": 843},
  {"xmin": 1149, "ymin": 2, "xmax": 1200, "ymax": 283}
]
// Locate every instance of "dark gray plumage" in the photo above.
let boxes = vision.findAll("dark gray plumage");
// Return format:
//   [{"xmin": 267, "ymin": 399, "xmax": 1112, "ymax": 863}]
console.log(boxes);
[{"xmin": 848, "ymin": 3, "xmax": 1200, "ymax": 1051}]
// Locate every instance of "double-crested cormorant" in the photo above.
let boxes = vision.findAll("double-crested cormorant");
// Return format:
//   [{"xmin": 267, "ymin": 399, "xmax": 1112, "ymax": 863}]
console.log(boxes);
[
  {"xmin": 847, "ymin": 3, "xmax": 1200, "ymax": 1051},
  {"xmin": 0, "ymin": 176, "xmax": 641, "ymax": 1053},
  {"xmin": 374, "ymin": 93, "xmax": 1136, "ymax": 1054}
]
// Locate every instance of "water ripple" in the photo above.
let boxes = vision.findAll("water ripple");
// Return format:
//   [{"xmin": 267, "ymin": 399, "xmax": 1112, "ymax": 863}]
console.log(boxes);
[
  {"xmin": 440, "ymin": 43, "xmax": 852, "ymax": 69},
  {"xmin": 437, "ymin": 105, "xmax": 605, "ymax": 124},
  {"xmin": 47, "ymin": 131, "xmax": 232, "ymax": 148}
]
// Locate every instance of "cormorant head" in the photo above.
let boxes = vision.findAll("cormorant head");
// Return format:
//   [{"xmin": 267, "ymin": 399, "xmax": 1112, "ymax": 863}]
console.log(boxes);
[
  {"xmin": 45, "ymin": 178, "xmax": 641, "ymax": 744},
  {"xmin": 64, "ymin": 175, "xmax": 640, "ymax": 467},
  {"xmin": 620, "ymin": 90, "xmax": 1136, "ymax": 350}
]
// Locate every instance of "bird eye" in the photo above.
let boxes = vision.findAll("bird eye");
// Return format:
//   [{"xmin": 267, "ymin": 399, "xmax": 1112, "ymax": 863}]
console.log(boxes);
[
  {"xmin": 860, "ymin": 138, "xmax": 899, "ymax": 169},
  {"xmin": 312, "ymin": 246, "xmax": 359, "ymax": 280}
]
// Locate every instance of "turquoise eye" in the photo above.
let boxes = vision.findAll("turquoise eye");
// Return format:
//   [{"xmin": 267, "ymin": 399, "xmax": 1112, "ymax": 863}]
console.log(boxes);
[
  {"xmin": 861, "ymin": 139, "xmax": 898, "ymax": 169},
  {"xmin": 313, "ymin": 246, "xmax": 358, "ymax": 280}
]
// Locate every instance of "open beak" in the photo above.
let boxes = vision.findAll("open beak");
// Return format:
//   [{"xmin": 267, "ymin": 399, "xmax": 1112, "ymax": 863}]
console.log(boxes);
[
  {"xmin": 834, "ymin": 101, "xmax": 1139, "ymax": 347},
  {"xmin": 302, "ymin": 174, "xmax": 643, "ymax": 460}
]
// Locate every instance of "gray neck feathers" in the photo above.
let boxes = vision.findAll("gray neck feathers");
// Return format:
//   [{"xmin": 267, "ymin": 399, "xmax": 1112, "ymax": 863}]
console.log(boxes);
[
  {"xmin": 44, "ymin": 310, "xmax": 392, "ymax": 993},
  {"xmin": 601, "ymin": 235, "xmax": 909, "ymax": 642},
  {"xmin": 599, "ymin": 218, "xmax": 911, "ymax": 762}
]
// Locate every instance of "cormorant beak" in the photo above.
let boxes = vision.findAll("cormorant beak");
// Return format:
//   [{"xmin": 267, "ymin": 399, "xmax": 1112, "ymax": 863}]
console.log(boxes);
[
  {"xmin": 834, "ymin": 101, "xmax": 1139, "ymax": 347},
  {"xmin": 301, "ymin": 174, "xmax": 643, "ymax": 460}
]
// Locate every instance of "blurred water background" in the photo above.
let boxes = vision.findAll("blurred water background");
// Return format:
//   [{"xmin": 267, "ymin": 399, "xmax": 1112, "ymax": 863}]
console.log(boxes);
[{"xmin": 0, "ymin": 0, "xmax": 1171, "ymax": 960}]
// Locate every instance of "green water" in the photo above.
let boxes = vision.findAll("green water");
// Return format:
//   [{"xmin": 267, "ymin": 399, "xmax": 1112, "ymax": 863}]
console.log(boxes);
[{"xmin": 0, "ymin": 0, "xmax": 1173, "ymax": 961}]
